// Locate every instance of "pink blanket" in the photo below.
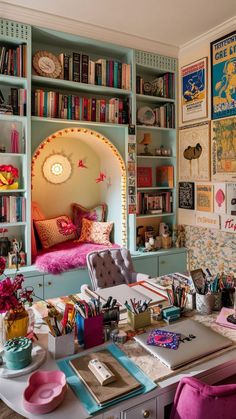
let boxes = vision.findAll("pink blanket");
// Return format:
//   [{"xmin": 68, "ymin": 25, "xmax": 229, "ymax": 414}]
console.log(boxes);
[{"xmin": 34, "ymin": 241, "xmax": 119, "ymax": 274}]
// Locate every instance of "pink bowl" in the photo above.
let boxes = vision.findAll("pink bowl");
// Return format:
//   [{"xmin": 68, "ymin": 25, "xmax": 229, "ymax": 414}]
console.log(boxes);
[{"xmin": 23, "ymin": 370, "xmax": 67, "ymax": 414}]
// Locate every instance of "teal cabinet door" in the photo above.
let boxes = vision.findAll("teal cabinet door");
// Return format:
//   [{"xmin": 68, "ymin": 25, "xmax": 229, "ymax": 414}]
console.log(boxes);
[
  {"xmin": 24, "ymin": 275, "xmax": 44, "ymax": 300},
  {"xmin": 44, "ymin": 269, "xmax": 91, "ymax": 299},
  {"xmin": 132, "ymin": 255, "xmax": 158, "ymax": 277},
  {"xmin": 159, "ymin": 252, "xmax": 187, "ymax": 276}
]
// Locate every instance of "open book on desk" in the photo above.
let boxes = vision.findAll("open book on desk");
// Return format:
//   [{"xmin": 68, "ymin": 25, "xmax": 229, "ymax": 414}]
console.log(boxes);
[{"xmin": 94, "ymin": 283, "xmax": 167, "ymax": 311}]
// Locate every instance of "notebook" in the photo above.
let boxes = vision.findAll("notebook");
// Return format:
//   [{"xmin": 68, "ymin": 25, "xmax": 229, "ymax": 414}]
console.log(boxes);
[
  {"xmin": 134, "ymin": 319, "xmax": 233, "ymax": 370},
  {"xmin": 69, "ymin": 349, "xmax": 142, "ymax": 406},
  {"xmin": 216, "ymin": 307, "xmax": 236, "ymax": 330}
]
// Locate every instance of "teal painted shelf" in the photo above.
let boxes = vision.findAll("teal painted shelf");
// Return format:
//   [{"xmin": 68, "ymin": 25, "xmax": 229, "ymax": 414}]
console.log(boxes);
[
  {"xmin": 137, "ymin": 155, "xmax": 176, "ymax": 159},
  {"xmin": 137, "ymin": 125, "xmax": 175, "ymax": 132},
  {"xmin": 31, "ymin": 116, "xmax": 128, "ymax": 129},
  {"xmin": 0, "ymin": 115, "xmax": 27, "ymax": 122},
  {"xmin": 136, "ymin": 94, "xmax": 175, "ymax": 103},
  {"xmin": 136, "ymin": 212, "xmax": 174, "ymax": 219},
  {"xmin": 0, "ymin": 189, "xmax": 26, "ymax": 193},
  {"xmin": 0, "ymin": 153, "xmax": 26, "ymax": 157},
  {"xmin": 0, "ymin": 222, "xmax": 26, "ymax": 227},
  {"xmin": 32, "ymin": 75, "xmax": 131, "ymax": 96},
  {"xmin": 0, "ymin": 74, "xmax": 27, "ymax": 87},
  {"xmin": 137, "ymin": 187, "xmax": 174, "ymax": 191}
]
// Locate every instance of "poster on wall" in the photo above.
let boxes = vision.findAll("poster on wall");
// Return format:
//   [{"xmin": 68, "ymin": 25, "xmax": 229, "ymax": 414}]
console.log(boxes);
[
  {"xmin": 211, "ymin": 31, "xmax": 236, "ymax": 120},
  {"xmin": 179, "ymin": 122, "xmax": 210, "ymax": 182},
  {"xmin": 196, "ymin": 184, "xmax": 213, "ymax": 212},
  {"xmin": 178, "ymin": 182, "xmax": 195, "ymax": 210},
  {"xmin": 213, "ymin": 183, "xmax": 226, "ymax": 214},
  {"xmin": 211, "ymin": 116, "xmax": 236, "ymax": 181},
  {"xmin": 181, "ymin": 57, "xmax": 207, "ymax": 122},
  {"xmin": 226, "ymin": 183, "xmax": 236, "ymax": 215},
  {"xmin": 221, "ymin": 215, "xmax": 236, "ymax": 233},
  {"xmin": 195, "ymin": 211, "xmax": 220, "ymax": 229}
]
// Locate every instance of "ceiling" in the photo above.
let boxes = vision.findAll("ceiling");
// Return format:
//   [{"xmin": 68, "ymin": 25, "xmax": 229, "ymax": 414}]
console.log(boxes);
[{"xmin": 3, "ymin": 0, "xmax": 236, "ymax": 47}]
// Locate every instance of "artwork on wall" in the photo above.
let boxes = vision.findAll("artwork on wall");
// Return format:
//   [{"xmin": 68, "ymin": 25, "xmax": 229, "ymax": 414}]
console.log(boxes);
[
  {"xmin": 196, "ymin": 184, "xmax": 213, "ymax": 212},
  {"xmin": 178, "ymin": 182, "xmax": 195, "ymax": 210},
  {"xmin": 213, "ymin": 183, "xmax": 226, "ymax": 214},
  {"xmin": 211, "ymin": 116, "xmax": 236, "ymax": 181},
  {"xmin": 221, "ymin": 215, "xmax": 236, "ymax": 233},
  {"xmin": 179, "ymin": 122, "xmax": 210, "ymax": 182},
  {"xmin": 181, "ymin": 57, "xmax": 207, "ymax": 122},
  {"xmin": 226, "ymin": 183, "xmax": 236, "ymax": 215},
  {"xmin": 127, "ymin": 125, "xmax": 137, "ymax": 214},
  {"xmin": 195, "ymin": 211, "xmax": 220, "ymax": 229},
  {"xmin": 42, "ymin": 153, "xmax": 72, "ymax": 184},
  {"xmin": 211, "ymin": 31, "xmax": 236, "ymax": 120}
]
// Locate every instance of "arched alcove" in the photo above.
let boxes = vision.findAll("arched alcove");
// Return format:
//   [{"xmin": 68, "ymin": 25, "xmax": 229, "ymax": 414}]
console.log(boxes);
[{"xmin": 32, "ymin": 128, "xmax": 127, "ymax": 246}]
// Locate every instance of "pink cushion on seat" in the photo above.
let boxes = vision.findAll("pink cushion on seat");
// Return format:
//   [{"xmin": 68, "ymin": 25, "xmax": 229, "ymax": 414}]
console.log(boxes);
[{"xmin": 170, "ymin": 376, "xmax": 236, "ymax": 419}]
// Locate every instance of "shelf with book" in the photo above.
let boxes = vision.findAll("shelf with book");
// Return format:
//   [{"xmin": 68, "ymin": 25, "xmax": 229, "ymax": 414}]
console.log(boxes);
[
  {"xmin": 136, "ymin": 213, "xmax": 174, "ymax": 219},
  {"xmin": 31, "ymin": 116, "xmax": 128, "ymax": 129},
  {"xmin": 0, "ymin": 19, "xmax": 31, "ymax": 268}
]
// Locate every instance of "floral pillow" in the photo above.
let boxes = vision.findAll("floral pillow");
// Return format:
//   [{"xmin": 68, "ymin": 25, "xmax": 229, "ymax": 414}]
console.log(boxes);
[
  {"xmin": 34, "ymin": 215, "xmax": 77, "ymax": 249},
  {"xmin": 71, "ymin": 203, "xmax": 107, "ymax": 238},
  {"xmin": 77, "ymin": 218, "xmax": 113, "ymax": 246}
]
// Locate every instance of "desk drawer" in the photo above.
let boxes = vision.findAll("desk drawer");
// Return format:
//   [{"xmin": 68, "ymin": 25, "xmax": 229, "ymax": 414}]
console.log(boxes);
[
  {"xmin": 123, "ymin": 397, "xmax": 156, "ymax": 419},
  {"xmin": 24, "ymin": 275, "xmax": 44, "ymax": 300}
]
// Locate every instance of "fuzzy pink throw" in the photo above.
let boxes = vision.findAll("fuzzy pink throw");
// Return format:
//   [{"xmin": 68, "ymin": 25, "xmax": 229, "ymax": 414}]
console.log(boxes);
[{"xmin": 34, "ymin": 241, "xmax": 119, "ymax": 274}]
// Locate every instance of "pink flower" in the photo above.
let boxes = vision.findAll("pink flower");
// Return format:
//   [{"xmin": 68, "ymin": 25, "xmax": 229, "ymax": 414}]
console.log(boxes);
[{"xmin": 0, "ymin": 256, "xmax": 6, "ymax": 275}]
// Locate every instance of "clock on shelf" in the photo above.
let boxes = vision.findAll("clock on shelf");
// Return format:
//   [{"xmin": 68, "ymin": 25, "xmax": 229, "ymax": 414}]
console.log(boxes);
[{"xmin": 33, "ymin": 51, "xmax": 62, "ymax": 79}]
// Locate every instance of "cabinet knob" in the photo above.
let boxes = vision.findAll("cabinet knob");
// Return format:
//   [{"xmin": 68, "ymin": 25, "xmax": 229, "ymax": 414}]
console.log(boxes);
[
  {"xmin": 160, "ymin": 260, "xmax": 165, "ymax": 264},
  {"xmin": 143, "ymin": 410, "xmax": 150, "ymax": 418},
  {"xmin": 38, "ymin": 283, "xmax": 43, "ymax": 287},
  {"xmin": 48, "ymin": 281, "xmax": 52, "ymax": 286}
]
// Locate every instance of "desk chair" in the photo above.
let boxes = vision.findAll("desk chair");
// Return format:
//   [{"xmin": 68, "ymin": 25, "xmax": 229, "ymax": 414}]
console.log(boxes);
[
  {"xmin": 170, "ymin": 376, "xmax": 236, "ymax": 419},
  {"xmin": 86, "ymin": 248, "xmax": 149, "ymax": 290}
]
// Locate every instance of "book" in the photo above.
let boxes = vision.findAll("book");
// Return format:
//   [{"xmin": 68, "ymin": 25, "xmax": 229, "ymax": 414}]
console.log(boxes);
[
  {"xmin": 147, "ymin": 329, "xmax": 181, "ymax": 350},
  {"xmin": 137, "ymin": 167, "xmax": 152, "ymax": 188},
  {"xmin": 73, "ymin": 52, "xmax": 80, "ymax": 82},
  {"xmin": 156, "ymin": 166, "xmax": 174, "ymax": 188},
  {"xmin": 226, "ymin": 183, "xmax": 236, "ymax": 215},
  {"xmin": 69, "ymin": 349, "xmax": 142, "ymax": 406},
  {"xmin": 178, "ymin": 182, "xmax": 195, "ymax": 210},
  {"xmin": 81, "ymin": 54, "xmax": 89, "ymax": 83}
]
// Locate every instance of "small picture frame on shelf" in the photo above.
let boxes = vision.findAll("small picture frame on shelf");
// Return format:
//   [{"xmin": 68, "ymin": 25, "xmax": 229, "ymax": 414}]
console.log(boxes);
[{"xmin": 137, "ymin": 167, "xmax": 152, "ymax": 187}]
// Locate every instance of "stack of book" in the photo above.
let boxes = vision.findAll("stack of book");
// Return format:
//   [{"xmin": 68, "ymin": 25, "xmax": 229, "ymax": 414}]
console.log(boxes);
[
  {"xmin": 156, "ymin": 165, "xmax": 174, "ymax": 188},
  {"xmin": 0, "ymin": 44, "xmax": 27, "ymax": 77},
  {"xmin": 10, "ymin": 88, "xmax": 27, "ymax": 116},
  {"xmin": 136, "ymin": 72, "xmax": 174, "ymax": 98},
  {"xmin": 31, "ymin": 89, "xmax": 130, "ymax": 124},
  {"xmin": 137, "ymin": 191, "xmax": 173, "ymax": 215},
  {"xmin": 59, "ymin": 52, "xmax": 131, "ymax": 90},
  {"xmin": 0, "ymin": 196, "xmax": 26, "ymax": 223}
]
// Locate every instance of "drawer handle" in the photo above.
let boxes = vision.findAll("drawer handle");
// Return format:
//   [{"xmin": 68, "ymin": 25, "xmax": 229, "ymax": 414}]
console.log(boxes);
[
  {"xmin": 160, "ymin": 260, "xmax": 166, "ymax": 264},
  {"xmin": 143, "ymin": 410, "xmax": 150, "ymax": 418},
  {"xmin": 38, "ymin": 283, "xmax": 43, "ymax": 287},
  {"xmin": 48, "ymin": 281, "xmax": 52, "ymax": 286}
]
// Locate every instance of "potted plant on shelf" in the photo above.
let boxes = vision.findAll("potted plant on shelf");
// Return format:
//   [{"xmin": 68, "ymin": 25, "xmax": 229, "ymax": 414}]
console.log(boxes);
[{"xmin": 0, "ymin": 256, "xmax": 33, "ymax": 341}]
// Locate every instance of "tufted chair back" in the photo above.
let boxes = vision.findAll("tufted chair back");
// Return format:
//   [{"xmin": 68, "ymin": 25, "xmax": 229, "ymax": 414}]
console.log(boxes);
[{"xmin": 86, "ymin": 248, "xmax": 136, "ymax": 290}]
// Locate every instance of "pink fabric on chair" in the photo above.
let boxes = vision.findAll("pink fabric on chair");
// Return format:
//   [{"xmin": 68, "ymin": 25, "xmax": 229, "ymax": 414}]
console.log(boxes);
[{"xmin": 170, "ymin": 376, "xmax": 236, "ymax": 419}]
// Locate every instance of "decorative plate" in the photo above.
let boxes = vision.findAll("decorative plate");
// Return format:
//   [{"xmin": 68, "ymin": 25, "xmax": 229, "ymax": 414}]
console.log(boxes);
[
  {"xmin": 137, "ymin": 106, "xmax": 155, "ymax": 125},
  {"xmin": 42, "ymin": 154, "xmax": 72, "ymax": 184},
  {"xmin": 33, "ymin": 51, "xmax": 62, "ymax": 79}
]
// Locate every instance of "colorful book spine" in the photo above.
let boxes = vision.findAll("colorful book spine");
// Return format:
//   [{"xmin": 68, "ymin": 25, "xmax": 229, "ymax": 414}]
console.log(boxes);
[
  {"xmin": 73, "ymin": 52, "xmax": 80, "ymax": 82},
  {"xmin": 81, "ymin": 54, "xmax": 89, "ymax": 83}
]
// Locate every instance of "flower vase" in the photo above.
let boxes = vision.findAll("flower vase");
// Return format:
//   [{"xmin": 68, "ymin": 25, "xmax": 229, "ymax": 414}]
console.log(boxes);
[{"xmin": 4, "ymin": 306, "xmax": 29, "ymax": 341}]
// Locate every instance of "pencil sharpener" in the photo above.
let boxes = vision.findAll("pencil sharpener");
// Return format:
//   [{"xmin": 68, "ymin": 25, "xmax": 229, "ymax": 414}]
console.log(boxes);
[{"xmin": 162, "ymin": 306, "xmax": 181, "ymax": 323}]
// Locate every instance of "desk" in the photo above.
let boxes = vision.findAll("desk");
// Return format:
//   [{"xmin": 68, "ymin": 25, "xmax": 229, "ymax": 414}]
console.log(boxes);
[{"xmin": 1, "ymin": 314, "xmax": 236, "ymax": 419}]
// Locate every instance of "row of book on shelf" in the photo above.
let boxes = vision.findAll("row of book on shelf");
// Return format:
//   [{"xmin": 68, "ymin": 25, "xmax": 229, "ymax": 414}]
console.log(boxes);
[
  {"xmin": 0, "ymin": 44, "xmax": 27, "ymax": 77},
  {"xmin": 31, "ymin": 89, "xmax": 130, "ymax": 123},
  {"xmin": 57, "ymin": 52, "xmax": 131, "ymax": 90},
  {"xmin": 137, "ymin": 103, "xmax": 175, "ymax": 128},
  {"xmin": 137, "ymin": 166, "xmax": 174, "ymax": 188},
  {"xmin": 0, "ymin": 196, "xmax": 26, "ymax": 223},
  {"xmin": 0, "ymin": 88, "xmax": 27, "ymax": 116},
  {"xmin": 136, "ymin": 73, "xmax": 174, "ymax": 99},
  {"xmin": 137, "ymin": 191, "xmax": 173, "ymax": 215}
]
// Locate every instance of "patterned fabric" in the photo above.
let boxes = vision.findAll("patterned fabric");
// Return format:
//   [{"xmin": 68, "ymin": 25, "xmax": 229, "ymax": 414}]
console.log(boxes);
[
  {"xmin": 34, "ymin": 215, "xmax": 77, "ymax": 249},
  {"xmin": 72, "ymin": 203, "xmax": 107, "ymax": 238},
  {"xmin": 77, "ymin": 218, "xmax": 113, "ymax": 246}
]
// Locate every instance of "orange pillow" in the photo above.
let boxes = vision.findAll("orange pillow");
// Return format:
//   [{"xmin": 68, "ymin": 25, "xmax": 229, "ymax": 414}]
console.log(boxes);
[
  {"xmin": 34, "ymin": 215, "xmax": 76, "ymax": 249},
  {"xmin": 77, "ymin": 218, "xmax": 113, "ymax": 246}
]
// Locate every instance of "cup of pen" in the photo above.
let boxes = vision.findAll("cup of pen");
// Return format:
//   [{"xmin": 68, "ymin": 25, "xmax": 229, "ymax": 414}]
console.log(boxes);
[
  {"xmin": 126, "ymin": 300, "xmax": 151, "ymax": 330},
  {"xmin": 48, "ymin": 330, "xmax": 75, "ymax": 359}
]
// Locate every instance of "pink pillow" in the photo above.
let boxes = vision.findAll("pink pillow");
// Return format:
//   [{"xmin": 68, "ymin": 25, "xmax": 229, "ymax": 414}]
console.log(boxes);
[
  {"xmin": 77, "ymin": 218, "xmax": 113, "ymax": 246},
  {"xmin": 34, "ymin": 215, "xmax": 76, "ymax": 249},
  {"xmin": 71, "ymin": 203, "xmax": 107, "ymax": 238}
]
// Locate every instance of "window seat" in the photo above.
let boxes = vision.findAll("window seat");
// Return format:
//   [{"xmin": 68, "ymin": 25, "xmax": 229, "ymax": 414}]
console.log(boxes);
[{"xmin": 34, "ymin": 241, "xmax": 119, "ymax": 274}]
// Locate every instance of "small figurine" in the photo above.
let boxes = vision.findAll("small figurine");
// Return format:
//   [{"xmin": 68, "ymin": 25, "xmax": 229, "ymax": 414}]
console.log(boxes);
[{"xmin": 176, "ymin": 225, "xmax": 185, "ymax": 248}]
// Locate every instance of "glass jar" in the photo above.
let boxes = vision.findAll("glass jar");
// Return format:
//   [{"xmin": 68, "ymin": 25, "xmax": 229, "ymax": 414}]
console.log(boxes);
[{"xmin": 3, "ymin": 306, "xmax": 29, "ymax": 341}]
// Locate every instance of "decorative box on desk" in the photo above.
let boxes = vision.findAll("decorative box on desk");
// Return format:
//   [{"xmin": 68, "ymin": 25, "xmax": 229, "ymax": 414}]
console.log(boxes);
[{"xmin": 127, "ymin": 310, "xmax": 151, "ymax": 330}]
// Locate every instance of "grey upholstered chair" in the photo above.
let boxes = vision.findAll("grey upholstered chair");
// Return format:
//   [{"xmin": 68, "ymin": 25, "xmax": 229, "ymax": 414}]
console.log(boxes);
[{"xmin": 86, "ymin": 247, "xmax": 150, "ymax": 290}]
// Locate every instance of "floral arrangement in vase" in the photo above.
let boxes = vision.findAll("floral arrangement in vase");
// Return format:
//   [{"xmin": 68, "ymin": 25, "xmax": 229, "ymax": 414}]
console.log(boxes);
[
  {"xmin": 0, "ymin": 164, "xmax": 19, "ymax": 190},
  {"xmin": 0, "ymin": 256, "xmax": 33, "ymax": 340}
]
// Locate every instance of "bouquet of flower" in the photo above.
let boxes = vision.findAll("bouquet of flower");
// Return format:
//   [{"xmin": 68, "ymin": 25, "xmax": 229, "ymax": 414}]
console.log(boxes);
[
  {"xmin": 0, "ymin": 164, "xmax": 19, "ymax": 190},
  {"xmin": 0, "ymin": 256, "xmax": 33, "ymax": 313}
]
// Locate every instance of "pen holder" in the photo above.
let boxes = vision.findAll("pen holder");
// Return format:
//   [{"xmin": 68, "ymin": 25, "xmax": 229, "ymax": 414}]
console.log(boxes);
[
  {"xmin": 212, "ymin": 291, "xmax": 222, "ymax": 311},
  {"xmin": 222, "ymin": 288, "xmax": 235, "ymax": 308},
  {"xmin": 196, "ymin": 293, "xmax": 215, "ymax": 315},
  {"xmin": 127, "ymin": 310, "xmax": 151, "ymax": 330},
  {"xmin": 48, "ymin": 331, "xmax": 75, "ymax": 359},
  {"xmin": 76, "ymin": 313, "xmax": 104, "ymax": 349},
  {"xmin": 102, "ymin": 306, "xmax": 120, "ymax": 325}
]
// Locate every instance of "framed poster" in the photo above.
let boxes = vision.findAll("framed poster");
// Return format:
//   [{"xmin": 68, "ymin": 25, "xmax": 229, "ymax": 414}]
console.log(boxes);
[
  {"xmin": 213, "ymin": 183, "xmax": 226, "ymax": 214},
  {"xmin": 211, "ymin": 116, "xmax": 236, "ymax": 181},
  {"xmin": 196, "ymin": 184, "xmax": 213, "ymax": 212},
  {"xmin": 181, "ymin": 57, "xmax": 207, "ymax": 122},
  {"xmin": 211, "ymin": 31, "xmax": 236, "ymax": 120},
  {"xmin": 179, "ymin": 122, "xmax": 210, "ymax": 181}
]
